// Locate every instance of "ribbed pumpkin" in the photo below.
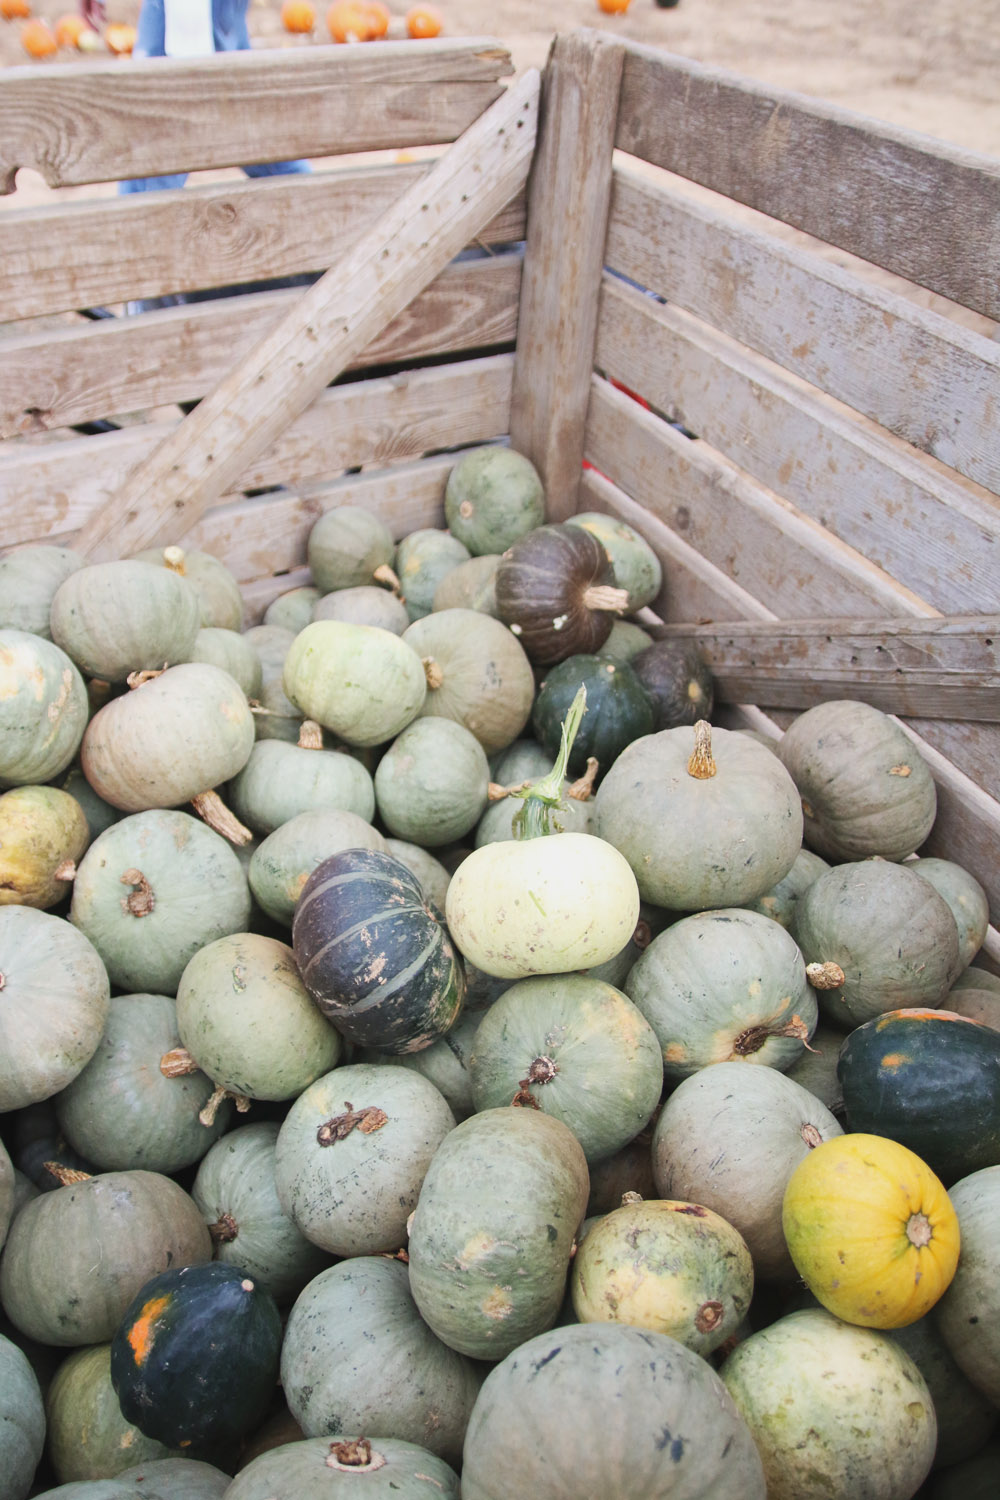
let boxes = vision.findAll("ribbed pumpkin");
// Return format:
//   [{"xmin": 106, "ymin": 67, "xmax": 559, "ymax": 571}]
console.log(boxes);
[
  {"xmin": 719, "ymin": 1308, "xmax": 937, "ymax": 1500},
  {"xmin": 443, "ymin": 445, "xmax": 545, "ymax": 556},
  {"xmin": 192, "ymin": 1121, "xmax": 332, "ymax": 1306},
  {"xmin": 652, "ymin": 1061, "xmax": 843, "ymax": 1282},
  {"xmin": 571, "ymin": 1197, "xmax": 754, "ymax": 1356},
  {"xmin": 248, "ymin": 807, "xmax": 386, "ymax": 927},
  {"xmin": 777, "ymin": 698, "xmax": 938, "ymax": 862},
  {"xmin": 134, "ymin": 545, "xmax": 244, "ymax": 631},
  {"xmin": 81, "ymin": 662, "xmax": 255, "ymax": 821},
  {"xmin": 283, "ymin": 620, "xmax": 426, "ymax": 747},
  {"xmin": 176, "ymin": 932, "xmax": 343, "ymax": 1104},
  {"xmin": 781, "ymin": 1133, "xmax": 960, "ymax": 1328},
  {"xmin": 44, "ymin": 1342, "xmax": 173, "ymax": 1484},
  {"xmin": 0, "ymin": 543, "xmax": 84, "ymax": 639},
  {"xmin": 306, "ymin": 505, "xmax": 397, "ymax": 594},
  {"xmin": 280, "ymin": 1257, "xmax": 482, "ymax": 1465},
  {"xmin": 0, "ymin": 905, "xmax": 110, "ymax": 1112},
  {"xmin": 629, "ymin": 638, "xmax": 715, "ymax": 729},
  {"xmin": 468, "ymin": 973, "xmax": 663, "ymax": 1162},
  {"xmin": 0, "ymin": 1168, "xmax": 212, "ymax": 1346},
  {"xmin": 189, "ymin": 626, "xmax": 263, "ymax": 699},
  {"xmin": 792, "ymin": 860, "xmax": 962, "ymax": 1027},
  {"xmin": 274, "ymin": 1063, "xmax": 456, "ymax": 1257},
  {"xmin": 494, "ymin": 523, "xmax": 629, "ymax": 664},
  {"xmin": 292, "ymin": 847, "xmax": 465, "ymax": 1053},
  {"xmin": 838, "ymin": 1009, "xmax": 1000, "ymax": 1184},
  {"xmin": 54, "ymin": 993, "xmax": 232, "ymax": 1174},
  {"xmin": 402, "ymin": 608, "xmax": 536, "ymax": 755},
  {"xmin": 0, "ymin": 1332, "xmax": 45, "ymax": 1500},
  {"xmin": 742, "ymin": 846, "xmax": 830, "ymax": 929},
  {"xmin": 407, "ymin": 1107, "xmax": 589, "ymax": 1361},
  {"xmin": 461, "ymin": 1322, "xmax": 766, "ymax": 1500},
  {"xmin": 0, "ymin": 784, "xmax": 89, "ymax": 908},
  {"xmin": 264, "ymin": 584, "xmax": 322, "ymax": 633},
  {"xmin": 374, "ymin": 717, "xmax": 490, "ymax": 847},
  {"xmin": 69, "ymin": 808, "xmax": 252, "ymax": 996},
  {"xmin": 110, "ymin": 1262, "xmax": 282, "ymax": 1456},
  {"xmin": 909, "ymin": 857, "xmax": 991, "ymax": 971},
  {"xmin": 933, "ymin": 1164, "xmax": 1000, "ymax": 1405},
  {"xmin": 313, "ymin": 583, "xmax": 410, "ymax": 634},
  {"xmin": 224, "ymin": 1435, "xmax": 460, "ymax": 1500},
  {"xmin": 227, "ymin": 731, "xmax": 376, "ymax": 835},
  {"xmin": 431, "ymin": 553, "xmax": 501, "ymax": 615},
  {"xmin": 0, "ymin": 629, "xmax": 89, "ymax": 788},
  {"xmin": 395, "ymin": 528, "xmax": 471, "ymax": 621},
  {"xmin": 594, "ymin": 720, "xmax": 803, "ymax": 910},
  {"xmin": 50, "ymin": 559, "xmax": 202, "ymax": 683},
  {"xmin": 625, "ymin": 906, "xmax": 818, "ymax": 1081},
  {"xmin": 531, "ymin": 653, "xmax": 654, "ymax": 778}
]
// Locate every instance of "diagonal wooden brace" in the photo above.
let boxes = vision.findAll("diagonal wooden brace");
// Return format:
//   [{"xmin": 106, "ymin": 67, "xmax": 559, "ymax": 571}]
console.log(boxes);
[{"xmin": 73, "ymin": 66, "xmax": 541, "ymax": 563}]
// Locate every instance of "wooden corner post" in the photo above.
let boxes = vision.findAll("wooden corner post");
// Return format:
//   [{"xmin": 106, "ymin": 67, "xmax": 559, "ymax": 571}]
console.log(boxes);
[{"xmin": 508, "ymin": 29, "xmax": 625, "ymax": 521}]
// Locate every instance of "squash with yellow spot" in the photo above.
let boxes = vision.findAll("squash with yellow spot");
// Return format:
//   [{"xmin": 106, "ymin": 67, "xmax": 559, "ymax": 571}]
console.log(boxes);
[
  {"xmin": 110, "ymin": 1262, "xmax": 281, "ymax": 1458},
  {"xmin": 837, "ymin": 1008, "xmax": 1000, "ymax": 1184},
  {"xmin": 781, "ymin": 1133, "xmax": 960, "ymax": 1328}
]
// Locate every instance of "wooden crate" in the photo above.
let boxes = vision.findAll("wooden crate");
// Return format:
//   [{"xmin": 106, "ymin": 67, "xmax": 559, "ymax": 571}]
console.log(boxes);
[{"xmin": 0, "ymin": 31, "xmax": 997, "ymax": 962}]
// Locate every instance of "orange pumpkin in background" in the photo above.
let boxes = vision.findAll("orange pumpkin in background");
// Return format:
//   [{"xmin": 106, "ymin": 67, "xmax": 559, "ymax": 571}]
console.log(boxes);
[
  {"xmin": 326, "ymin": 0, "xmax": 385, "ymax": 41},
  {"xmin": 1, "ymin": 0, "xmax": 31, "ymax": 19},
  {"xmin": 405, "ymin": 3, "xmax": 443, "ymax": 37},
  {"xmin": 105, "ymin": 20, "xmax": 137, "ymax": 52},
  {"xmin": 54, "ymin": 12, "xmax": 87, "ymax": 45},
  {"xmin": 597, "ymin": 0, "xmax": 631, "ymax": 12},
  {"xmin": 281, "ymin": 0, "xmax": 316, "ymax": 31},
  {"xmin": 20, "ymin": 17, "xmax": 57, "ymax": 54}
]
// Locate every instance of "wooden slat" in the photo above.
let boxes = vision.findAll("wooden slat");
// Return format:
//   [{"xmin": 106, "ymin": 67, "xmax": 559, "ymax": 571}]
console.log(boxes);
[
  {"xmin": 0, "ymin": 165, "xmax": 526, "ymax": 323},
  {"xmin": 71, "ymin": 70, "xmax": 540, "ymax": 562},
  {"xmin": 187, "ymin": 457, "xmax": 454, "ymax": 588},
  {"xmin": 614, "ymin": 42, "xmax": 1000, "ymax": 322},
  {"xmin": 0, "ymin": 41, "xmax": 513, "ymax": 192},
  {"xmin": 651, "ymin": 617, "xmax": 1000, "ymax": 721},
  {"xmin": 0, "ymin": 254, "xmax": 522, "ymax": 437},
  {"xmin": 594, "ymin": 276, "xmax": 1000, "ymax": 615},
  {"xmin": 0, "ymin": 355, "xmax": 514, "ymax": 548},
  {"xmin": 605, "ymin": 167, "xmax": 1000, "ymax": 495},
  {"xmin": 508, "ymin": 29, "xmax": 623, "ymax": 519}
]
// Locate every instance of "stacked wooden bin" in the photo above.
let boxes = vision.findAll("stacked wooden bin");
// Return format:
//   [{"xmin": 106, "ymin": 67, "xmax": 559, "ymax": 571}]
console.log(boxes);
[{"xmin": 0, "ymin": 28, "xmax": 997, "ymax": 963}]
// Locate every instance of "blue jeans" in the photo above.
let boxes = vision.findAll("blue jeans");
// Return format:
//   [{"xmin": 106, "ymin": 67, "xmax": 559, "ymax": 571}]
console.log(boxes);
[{"xmin": 119, "ymin": 0, "xmax": 310, "ymax": 193}]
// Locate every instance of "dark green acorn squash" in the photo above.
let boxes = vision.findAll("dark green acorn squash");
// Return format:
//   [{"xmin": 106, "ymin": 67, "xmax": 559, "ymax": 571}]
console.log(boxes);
[
  {"xmin": 291, "ymin": 847, "xmax": 464, "ymax": 1053},
  {"xmin": 629, "ymin": 639, "xmax": 715, "ymax": 730},
  {"xmin": 531, "ymin": 654, "xmax": 654, "ymax": 779},
  {"xmin": 837, "ymin": 1008, "xmax": 1000, "ymax": 1184},
  {"xmin": 109, "ymin": 1261, "xmax": 282, "ymax": 1458}
]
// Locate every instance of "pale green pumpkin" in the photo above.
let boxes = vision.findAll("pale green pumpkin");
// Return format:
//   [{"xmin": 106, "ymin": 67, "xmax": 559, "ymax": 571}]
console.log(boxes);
[
  {"xmin": 0, "ymin": 630, "xmax": 89, "ymax": 789},
  {"xmin": 283, "ymin": 620, "xmax": 426, "ymax": 747},
  {"xmin": 50, "ymin": 559, "xmax": 202, "ymax": 683},
  {"xmin": 45, "ymin": 1344, "xmax": 173, "ymax": 1484},
  {"xmin": 0, "ymin": 1332, "xmax": 45, "ymax": 1500}
]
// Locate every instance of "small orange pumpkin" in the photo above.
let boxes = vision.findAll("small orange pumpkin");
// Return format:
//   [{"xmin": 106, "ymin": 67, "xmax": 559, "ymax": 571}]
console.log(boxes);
[
  {"xmin": 405, "ymin": 3, "xmax": 443, "ymax": 36},
  {"xmin": 20, "ymin": 17, "xmax": 57, "ymax": 55},
  {"xmin": 597, "ymin": 0, "xmax": 631, "ymax": 12},
  {"xmin": 54, "ymin": 12, "xmax": 87, "ymax": 46},
  {"xmin": 0, "ymin": 0, "xmax": 31, "ymax": 19},
  {"xmin": 281, "ymin": 0, "xmax": 315, "ymax": 31},
  {"xmin": 104, "ymin": 20, "xmax": 136, "ymax": 53},
  {"xmin": 326, "ymin": 0, "xmax": 377, "ymax": 41},
  {"xmin": 365, "ymin": 0, "xmax": 390, "ymax": 37}
]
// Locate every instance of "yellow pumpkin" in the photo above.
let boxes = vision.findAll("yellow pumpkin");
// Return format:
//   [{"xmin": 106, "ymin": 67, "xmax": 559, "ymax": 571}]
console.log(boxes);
[{"xmin": 781, "ymin": 1132, "xmax": 959, "ymax": 1329}]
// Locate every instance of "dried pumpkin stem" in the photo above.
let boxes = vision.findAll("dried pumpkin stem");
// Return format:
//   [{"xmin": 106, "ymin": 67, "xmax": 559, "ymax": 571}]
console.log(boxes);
[
  {"xmin": 422, "ymin": 656, "xmax": 445, "ymax": 691},
  {"xmin": 581, "ymin": 583, "xmax": 629, "ymax": 614},
  {"xmin": 566, "ymin": 756, "xmax": 599, "ymax": 800},
  {"xmin": 53, "ymin": 859, "xmax": 77, "ymax": 883},
  {"xmin": 487, "ymin": 779, "xmax": 531, "ymax": 803},
  {"xmin": 190, "ymin": 789, "xmax": 253, "ymax": 846},
  {"xmin": 44, "ymin": 1162, "xmax": 92, "ymax": 1186},
  {"xmin": 297, "ymin": 719, "xmax": 324, "ymax": 750},
  {"xmin": 373, "ymin": 563, "xmax": 403, "ymax": 596},
  {"xmin": 208, "ymin": 1212, "xmax": 240, "ymax": 1245},
  {"xmin": 326, "ymin": 1438, "xmax": 385, "ymax": 1472},
  {"xmin": 806, "ymin": 961, "xmax": 846, "ymax": 990},
  {"xmin": 120, "ymin": 867, "xmax": 155, "ymax": 917},
  {"xmin": 160, "ymin": 1046, "xmax": 200, "ymax": 1078},
  {"xmin": 162, "ymin": 546, "xmax": 187, "ymax": 575},
  {"xmin": 687, "ymin": 719, "xmax": 717, "ymax": 779}
]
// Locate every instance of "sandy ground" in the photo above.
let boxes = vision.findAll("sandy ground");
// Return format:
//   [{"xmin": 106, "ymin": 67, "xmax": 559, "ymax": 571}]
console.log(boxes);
[{"xmin": 1, "ymin": 0, "xmax": 999, "ymax": 178}]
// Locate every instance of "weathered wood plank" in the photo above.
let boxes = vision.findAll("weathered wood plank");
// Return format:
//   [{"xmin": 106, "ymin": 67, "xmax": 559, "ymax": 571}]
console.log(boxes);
[
  {"xmin": 0, "ymin": 41, "xmax": 513, "ymax": 192},
  {"xmin": 71, "ymin": 71, "xmax": 539, "ymax": 562},
  {"xmin": 0, "ymin": 254, "xmax": 521, "ymax": 437},
  {"xmin": 0, "ymin": 355, "xmax": 513, "ymax": 549},
  {"xmin": 186, "ymin": 457, "xmax": 453, "ymax": 589},
  {"xmin": 614, "ymin": 41, "xmax": 1000, "ymax": 322},
  {"xmin": 585, "ymin": 377, "xmax": 940, "ymax": 620},
  {"xmin": 0, "ymin": 165, "xmax": 526, "ymax": 324},
  {"xmin": 605, "ymin": 167, "xmax": 1000, "ymax": 495},
  {"xmin": 652, "ymin": 616, "xmax": 1000, "ymax": 721},
  {"xmin": 594, "ymin": 277, "xmax": 1000, "ymax": 615},
  {"xmin": 508, "ymin": 29, "xmax": 623, "ymax": 520}
]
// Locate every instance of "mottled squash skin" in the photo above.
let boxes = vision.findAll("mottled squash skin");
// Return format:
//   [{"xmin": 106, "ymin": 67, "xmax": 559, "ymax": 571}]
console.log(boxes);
[{"xmin": 720, "ymin": 1308, "xmax": 937, "ymax": 1500}]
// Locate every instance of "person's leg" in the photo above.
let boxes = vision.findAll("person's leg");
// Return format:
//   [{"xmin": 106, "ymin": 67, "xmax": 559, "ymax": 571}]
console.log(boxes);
[
  {"xmin": 242, "ymin": 159, "xmax": 312, "ymax": 178},
  {"xmin": 133, "ymin": 0, "xmax": 168, "ymax": 56}
]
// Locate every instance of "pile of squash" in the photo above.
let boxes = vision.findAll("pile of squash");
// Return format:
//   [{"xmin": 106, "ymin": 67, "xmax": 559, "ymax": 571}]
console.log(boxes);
[{"xmin": 0, "ymin": 443, "xmax": 998, "ymax": 1500}]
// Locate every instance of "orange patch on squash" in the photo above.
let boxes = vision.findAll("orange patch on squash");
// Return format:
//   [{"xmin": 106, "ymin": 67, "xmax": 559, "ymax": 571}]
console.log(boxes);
[
  {"xmin": 880, "ymin": 1052, "xmax": 910, "ymax": 1071},
  {"xmin": 126, "ymin": 1294, "xmax": 171, "ymax": 1364}
]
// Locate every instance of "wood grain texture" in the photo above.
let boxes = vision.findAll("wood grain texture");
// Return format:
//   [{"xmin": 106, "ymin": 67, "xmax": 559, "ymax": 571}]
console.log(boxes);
[
  {"xmin": 71, "ymin": 70, "xmax": 539, "ymax": 561},
  {"xmin": 0, "ymin": 163, "xmax": 525, "ymax": 323},
  {"xmin": 605, "ymin": 167, "xmax": 1000, "ymax": 495},
  {"xmin": 651, "ymin": 616, "xmax": 1000, "ymax": 721},
  {"xmin": 508, "ymin": 29, "xmax": 624, "ymax": 519},
  {"xmin": 594, "ymin": 276, "xmax": 1000, "ymax": 615},
  {"xmin": 613, "ymin": 41, "xmax": 1000, "ymax": 321},
  {"xmin": 0, "ymin": 254, "xmax": 521, "ymax": 437},
  {"xmin": 0, "ymin": 355, "xmax": 513, "ymax": 550},
  {"xmin": 0, "ymin": 41, "xmax": 514, "ymax": 191}
]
